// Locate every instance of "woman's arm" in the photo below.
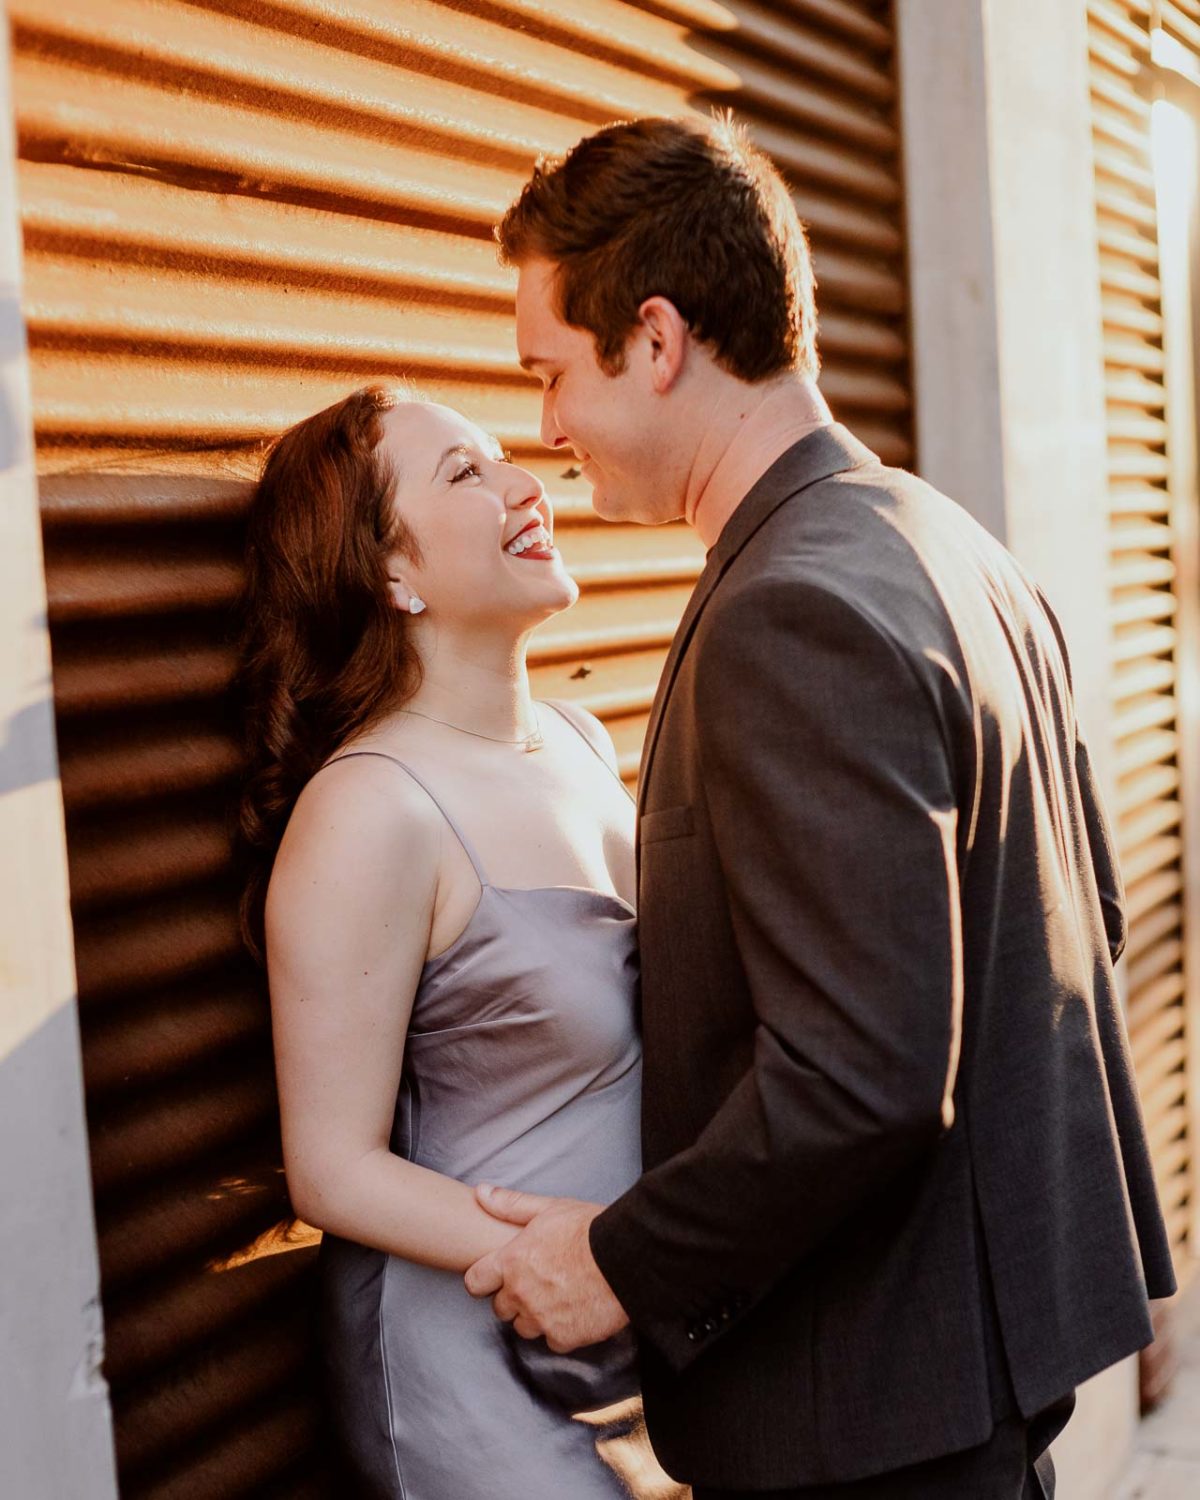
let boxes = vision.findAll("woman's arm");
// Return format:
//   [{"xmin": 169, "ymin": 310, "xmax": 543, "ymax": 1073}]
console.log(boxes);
[{"xmin": 266, "ymin": 755, "xmax": 520, "ymax": 1272}]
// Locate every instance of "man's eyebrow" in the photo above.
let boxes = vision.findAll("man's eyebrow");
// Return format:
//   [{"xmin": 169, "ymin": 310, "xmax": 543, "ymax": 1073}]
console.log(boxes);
[{"xmin": 519, "ymin": 353, "xmax": 551, "ymax": 371}]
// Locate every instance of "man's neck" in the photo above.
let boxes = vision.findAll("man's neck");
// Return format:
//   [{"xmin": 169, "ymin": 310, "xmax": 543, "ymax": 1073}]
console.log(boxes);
[{"xmin": 684, "ymin": 375, "xmax": 833, "ymax": 550}]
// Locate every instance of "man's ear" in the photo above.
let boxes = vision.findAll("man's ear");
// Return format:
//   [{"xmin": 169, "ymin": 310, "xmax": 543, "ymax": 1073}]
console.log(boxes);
[{"xmin": 637, "ymin": 295, "xmax": 690, "ymax": 394}]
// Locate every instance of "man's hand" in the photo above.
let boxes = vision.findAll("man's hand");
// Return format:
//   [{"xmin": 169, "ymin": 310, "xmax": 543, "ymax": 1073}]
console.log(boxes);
[{"xmin": 463, "ymin": 1184, "xmax": 630, "ymax": 1352}]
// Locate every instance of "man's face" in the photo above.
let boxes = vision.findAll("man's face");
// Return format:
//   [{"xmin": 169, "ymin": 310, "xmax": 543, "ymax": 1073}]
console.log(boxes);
[{"xmin": 514, "ymin": 256, "xmax": 682, "ymax": 525}]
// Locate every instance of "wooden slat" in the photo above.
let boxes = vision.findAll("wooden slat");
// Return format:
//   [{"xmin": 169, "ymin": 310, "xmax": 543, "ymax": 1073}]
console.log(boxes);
[
  {"xmin": 1117, "ymin": 761, "xmax": 1181, "ymax": 820},
  {"xmin": 1163, "ymin": 1, "xmax": 1200, "ymax": 53},
  {"xmin": 1124, "ymin": 897, "xmax": 1184, "ymax": 964},
  {"xmin": 1128, "ymin": 933, "xmax": 1187, "ymax": 999},
  {"xmin": 1122, "ymin": 832, "xmax": 1184, "ymax": 890},
  {"xmin": 1112, "ymin": 658, "xmax": 1176, "ymax": 703},
  {"xmin": 1125, "ymin": 865, "xmax": 1184, "ymax": 926},
  {"xmin": 1112, "ymin": 692, "xmax": 1178, "ymax": 742}
]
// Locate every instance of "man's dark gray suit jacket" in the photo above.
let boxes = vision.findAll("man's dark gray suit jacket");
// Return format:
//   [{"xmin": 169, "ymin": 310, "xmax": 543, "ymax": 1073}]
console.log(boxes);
[{"xmin": 588, "ymin": 424, "xmax": 1177, "ymax": 1491}]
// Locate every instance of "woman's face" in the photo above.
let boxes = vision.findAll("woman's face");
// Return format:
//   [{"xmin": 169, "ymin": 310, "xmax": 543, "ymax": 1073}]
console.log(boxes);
[{"xmin": 380, "ymin": 402, "xmax": 579, "ymax": 630}]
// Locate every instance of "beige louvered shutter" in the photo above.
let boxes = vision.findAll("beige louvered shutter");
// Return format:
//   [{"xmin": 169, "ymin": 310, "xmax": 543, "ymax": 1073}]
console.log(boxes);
[
  {"xmin": 9, "ymin": 1, "xmax": 910, "ymax": 1493},
  {"xmin": 1087, "ymin": 0, "xmax": 1199, "ymax": 1341},
  {"xmin": 1160, "ymin": 0, "xmax": 1200, "ymax": 56}
]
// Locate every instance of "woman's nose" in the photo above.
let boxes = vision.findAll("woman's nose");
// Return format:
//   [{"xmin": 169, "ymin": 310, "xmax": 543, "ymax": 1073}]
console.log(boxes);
[{"xmin": 508, "ymin": 471, "xmax": 544, "ymax": 510}]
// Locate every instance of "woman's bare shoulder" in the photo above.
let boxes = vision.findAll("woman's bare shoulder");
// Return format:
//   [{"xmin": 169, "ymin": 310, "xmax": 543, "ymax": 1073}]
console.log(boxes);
[
  {"xmin": 542, "ymin": 698, "xmax": 620, "ymax": 774},
  {"xmin": 268, "ymin": 750, "xmax": 443, "ymax": 920},
  {"xmin": 300, "ymin": 746, "xmax": 439, "ymax": 821}
]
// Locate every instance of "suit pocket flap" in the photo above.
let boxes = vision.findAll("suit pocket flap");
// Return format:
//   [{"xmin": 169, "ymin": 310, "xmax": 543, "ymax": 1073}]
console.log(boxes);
[{"xmin": 640, "ymin": 804, "xmax": 695, "ymax": 844}]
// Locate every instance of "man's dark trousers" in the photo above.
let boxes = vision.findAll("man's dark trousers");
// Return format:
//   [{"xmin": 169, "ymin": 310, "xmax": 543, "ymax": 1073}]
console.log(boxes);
[{"xmin": 693, "ymin": 1391, "xmax": 1075, "ymax": 1500}]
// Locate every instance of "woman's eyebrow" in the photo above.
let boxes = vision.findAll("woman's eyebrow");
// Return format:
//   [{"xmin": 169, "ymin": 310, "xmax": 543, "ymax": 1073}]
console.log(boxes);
[
  {"xmin": 432, "ymin": 438, "xmax": 505, "ymax": 480},
  {"xmin": 432, "ymin": 443, "xmax": 470, "ymax": 480}
]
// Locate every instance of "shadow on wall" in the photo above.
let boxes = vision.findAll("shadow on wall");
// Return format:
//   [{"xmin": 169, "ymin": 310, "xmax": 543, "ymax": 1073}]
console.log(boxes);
[
  {"xmin": 1, "ymin": 286, "xmax": 32, "ymax": 471},
  {"xmin": 37, "ymin": 459, "xmax": 346, "ymax": 1494},
  {"xmin": 0, "ymin": 689, "xmax": 58, "ymax": 798}
]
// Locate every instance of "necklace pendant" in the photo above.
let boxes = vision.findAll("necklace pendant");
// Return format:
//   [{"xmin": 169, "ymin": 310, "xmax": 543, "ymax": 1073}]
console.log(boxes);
[{"xmin": 523, "ymin": 727, "xmax": 545, "ymax": 753}]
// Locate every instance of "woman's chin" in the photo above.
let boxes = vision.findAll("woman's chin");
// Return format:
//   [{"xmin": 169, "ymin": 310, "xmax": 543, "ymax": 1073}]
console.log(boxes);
[
  {"xmin": 517, "ymin": 575, "xmax": 579, "ymax": 627},
  {"xmin": 521, "ymin": 560, "xmax": 580, "ymax": 612},
  {"xmin": 535, "ymin": 576, "xmax": 581, "ymax": 618}
]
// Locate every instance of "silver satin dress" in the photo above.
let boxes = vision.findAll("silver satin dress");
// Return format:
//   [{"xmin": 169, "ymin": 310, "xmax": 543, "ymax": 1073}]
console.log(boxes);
[{"xmin": 315, "ymin": 726, "xmax": 649, "ymax": 1499}]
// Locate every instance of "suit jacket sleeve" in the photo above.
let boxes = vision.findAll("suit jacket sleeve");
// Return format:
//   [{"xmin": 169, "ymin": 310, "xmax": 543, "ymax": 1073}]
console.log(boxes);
[
  {"xmin": 1074, "ymin": 731, "xmax": 1127, "ymax": 964},
  {"xmin": 1033, "ymin": 587, "xmax": 1127, "ymax": 965},
  {"xmin": 590, "ymin": 578, "xmax": 963, "ymax": 1372}
]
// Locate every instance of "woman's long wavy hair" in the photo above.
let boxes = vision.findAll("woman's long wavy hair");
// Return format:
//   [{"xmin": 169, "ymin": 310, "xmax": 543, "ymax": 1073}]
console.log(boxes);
[{"xmin": 234, "ymin": 383, "xmax": 421, "ymax": 965}]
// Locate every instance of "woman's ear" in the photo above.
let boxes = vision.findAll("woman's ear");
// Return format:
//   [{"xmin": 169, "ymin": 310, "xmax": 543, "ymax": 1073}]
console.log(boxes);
[
  {"xmin": 637, "ymin": 295, "xmax": 690, "ymax": 394},
  {"xmin": 387, "ymin": 575, "xmax": 427, "ymax": 615}
]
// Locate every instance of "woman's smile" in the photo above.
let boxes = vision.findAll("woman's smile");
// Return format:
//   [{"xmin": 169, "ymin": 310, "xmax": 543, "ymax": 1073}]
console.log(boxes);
[{"xmin": 503, "ymin": 517, "xmax": 557, "ymax": 561}]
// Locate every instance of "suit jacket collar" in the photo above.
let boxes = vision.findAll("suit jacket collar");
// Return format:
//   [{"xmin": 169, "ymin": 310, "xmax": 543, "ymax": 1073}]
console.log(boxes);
[{"xmin": 637, "ymin": 423, "xmax": 878, "ymax": 813}]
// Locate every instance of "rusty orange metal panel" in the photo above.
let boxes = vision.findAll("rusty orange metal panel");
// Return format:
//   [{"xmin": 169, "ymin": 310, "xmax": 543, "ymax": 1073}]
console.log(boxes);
[{"xmin": 10, "ymin": 0, "xmax": 913, "ymax": 1491}]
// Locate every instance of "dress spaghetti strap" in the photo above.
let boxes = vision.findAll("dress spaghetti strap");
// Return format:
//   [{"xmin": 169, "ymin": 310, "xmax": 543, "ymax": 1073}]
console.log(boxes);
[
  {"xmin": 318, "ymin": 751, "xmax": 490, "ymax": 885},
  {"xmin": 541, "ymin": 700, "xmax": 634, "ymax": 803}
]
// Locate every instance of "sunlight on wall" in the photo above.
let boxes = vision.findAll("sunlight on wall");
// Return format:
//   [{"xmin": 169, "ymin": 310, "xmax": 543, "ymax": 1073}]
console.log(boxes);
[{"xmin": 1151, "ymin": 96, "xmax": 1198, "ymax": 240}]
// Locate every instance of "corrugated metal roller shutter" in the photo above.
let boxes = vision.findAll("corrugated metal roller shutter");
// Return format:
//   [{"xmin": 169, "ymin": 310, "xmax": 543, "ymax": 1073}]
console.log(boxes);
[
  {"xmin": 10, "ymin": 1, "xmax": 910, "ymax": 1492},
  {"xmin": 1087, "ymin": 0, "xmax": 1194, "ymax": 1299}
]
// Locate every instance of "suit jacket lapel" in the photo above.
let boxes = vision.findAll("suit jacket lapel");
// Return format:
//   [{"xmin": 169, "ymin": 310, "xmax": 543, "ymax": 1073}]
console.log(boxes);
[
  {"xmin": 636, "ymin": 551, "xmax": 723, "ymax": 816},
  {"xmin": 637, "ymin": 424, "xmax": 878, "ymax": 813}
]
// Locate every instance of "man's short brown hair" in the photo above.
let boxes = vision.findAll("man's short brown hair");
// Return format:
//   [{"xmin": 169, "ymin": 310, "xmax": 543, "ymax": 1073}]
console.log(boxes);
[{"xmin": 497, "ymin": 114, "xmax": 818, "ymax": 383}]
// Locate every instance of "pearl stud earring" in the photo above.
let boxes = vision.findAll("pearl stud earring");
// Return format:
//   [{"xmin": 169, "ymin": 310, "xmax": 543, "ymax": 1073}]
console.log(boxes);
[{"xmin": 409, "ymin": 595, "xmax": 426, "ymax": 615}]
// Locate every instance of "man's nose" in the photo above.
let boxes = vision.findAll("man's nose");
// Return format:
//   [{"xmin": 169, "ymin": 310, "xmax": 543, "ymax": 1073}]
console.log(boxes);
[{"xmin": 539, "ymin": 398, "xmax": 568, "ymax": 451}]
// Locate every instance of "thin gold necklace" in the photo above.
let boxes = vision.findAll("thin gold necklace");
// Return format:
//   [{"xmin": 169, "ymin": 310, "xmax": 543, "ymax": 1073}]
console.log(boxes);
[{"xmin": 403, "ymin": 705, "xmax": 544, "ymax": 754}]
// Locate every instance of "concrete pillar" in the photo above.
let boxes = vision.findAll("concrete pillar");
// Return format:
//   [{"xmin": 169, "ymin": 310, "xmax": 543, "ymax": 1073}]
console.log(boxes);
[
  {"xmin": 0, "ymin": 12, "xmax": 119, "ymax": 1498},
  {"xmin": 896, "ymin": 0, "xmax": 1115, "ymax": 790},
  {"xmin": 896, "ymin": 2, "xmax": 1137, "ymax": 1496}
]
